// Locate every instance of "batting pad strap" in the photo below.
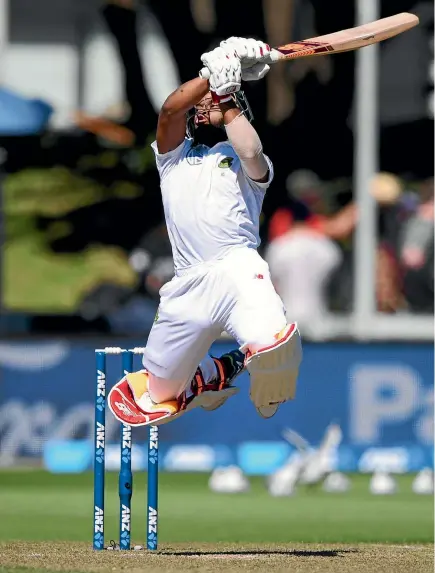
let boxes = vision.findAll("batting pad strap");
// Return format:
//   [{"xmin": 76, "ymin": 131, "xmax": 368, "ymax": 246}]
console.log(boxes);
[
  {"xmin": 194, "ymin": 369, "xmax": 205, "ymax": 395},
  {"xmin": 212, "ymin": 358, "xmax": 226, "ymax": 390}
]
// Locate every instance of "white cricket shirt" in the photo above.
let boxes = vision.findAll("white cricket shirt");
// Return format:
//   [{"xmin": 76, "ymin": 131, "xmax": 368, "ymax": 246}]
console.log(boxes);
[{"xmin": 151, "ymin": 138, "xmax": 274, "ymax": 272}]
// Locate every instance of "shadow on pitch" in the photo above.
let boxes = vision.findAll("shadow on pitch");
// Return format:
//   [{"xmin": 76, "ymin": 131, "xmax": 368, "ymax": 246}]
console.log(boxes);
[{"xmin": 161, "ymin": 549, "xmax": 358, "ymax": 558}]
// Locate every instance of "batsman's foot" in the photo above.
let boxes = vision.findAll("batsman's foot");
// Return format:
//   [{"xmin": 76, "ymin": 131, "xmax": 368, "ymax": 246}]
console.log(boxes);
[
  {"xmin": 108, "ymin": 373, "xmax": 178, "ymax": 427},
  {"xmin": 108, "ymin": 362, "xmax": 241, "ymax": 426}
]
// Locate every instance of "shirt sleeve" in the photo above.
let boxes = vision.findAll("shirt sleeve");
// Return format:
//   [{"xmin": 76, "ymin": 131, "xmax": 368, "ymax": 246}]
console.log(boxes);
[
  {"xmin": 243, "ymin": 154, "xmax": 274, "ymax": 193},
  {"xmin": 151, "ymin": 138, "xmax": 191, "ymax": 179}
]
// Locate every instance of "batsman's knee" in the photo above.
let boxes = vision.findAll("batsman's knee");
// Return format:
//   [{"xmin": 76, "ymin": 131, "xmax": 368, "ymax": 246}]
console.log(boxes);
[
  {"xmin": 244, "ymin": 323, "xmax": 303, "ymax": 411},
  {"xmin": 241, "ymin": 322, "xmax": 302, "ymax": 357}
]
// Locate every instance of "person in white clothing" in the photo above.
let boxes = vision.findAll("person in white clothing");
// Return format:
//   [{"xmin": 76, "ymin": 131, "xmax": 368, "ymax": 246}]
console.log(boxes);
[{"xmin": 109, "ymin": 38, "xmax": 302, "ymax": 426}]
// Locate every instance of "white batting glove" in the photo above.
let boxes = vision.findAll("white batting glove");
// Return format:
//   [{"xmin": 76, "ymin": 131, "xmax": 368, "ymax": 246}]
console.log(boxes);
[
  {"xmin": 200, "ymin": 47, "xmax": 242, "ymax": 102},
  {"xmin": 241, "ymin": 61, "xmax": 270, "ymax": 82},
  {"xmin": 220, "ymin": 37, "xmax": 271, "ymax": 82},
  {"xmin": 220, "ymin": 37, "xmax": 271, "ymax": 67}
]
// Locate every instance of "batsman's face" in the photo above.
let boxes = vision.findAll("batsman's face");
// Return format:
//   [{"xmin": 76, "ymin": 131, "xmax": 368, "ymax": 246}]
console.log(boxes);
[{"xmin": 194, "ymin": 93, "xmax": 224, "ymax": 128}]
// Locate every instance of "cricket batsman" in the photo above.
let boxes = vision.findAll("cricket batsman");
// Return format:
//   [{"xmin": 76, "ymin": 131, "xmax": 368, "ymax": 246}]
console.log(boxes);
[{"xmin": 109, "ymin": 37, "xmax": 302, "ymax": 426}]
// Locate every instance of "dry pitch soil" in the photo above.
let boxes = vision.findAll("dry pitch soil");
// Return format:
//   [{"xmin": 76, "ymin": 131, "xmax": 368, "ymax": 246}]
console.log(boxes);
[{"xmin": 0, "ymin": 542, "xmax": 433, "ymax": 573}]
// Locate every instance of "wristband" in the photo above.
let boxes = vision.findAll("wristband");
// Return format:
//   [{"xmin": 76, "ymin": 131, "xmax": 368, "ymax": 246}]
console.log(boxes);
[{"xmin": 211, "ymin": 91, "xmax": 233, "ymax": 104}]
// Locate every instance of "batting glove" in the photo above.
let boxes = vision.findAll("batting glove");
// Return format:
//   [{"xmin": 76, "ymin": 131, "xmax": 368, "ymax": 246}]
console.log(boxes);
[
  {"xmin": 220, "ymin": 37, "xmax": 271, "ymax": 82},
  {"xmin": 200, "ymin": 47, "xmax": 242, "ymax": 102},
  {"xmin": 241, "ymin": 61, "xmax": 270, "ymax": 81},
  {"xmin": 220, "ymin": 37, "xmax": 271, "ymax": 65}
]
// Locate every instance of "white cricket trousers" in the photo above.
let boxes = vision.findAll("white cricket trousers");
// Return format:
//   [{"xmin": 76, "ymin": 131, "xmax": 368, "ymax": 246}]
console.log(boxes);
[{"xmin": 142, "ymin": 247, "xmax": 287, "ymax": 389}]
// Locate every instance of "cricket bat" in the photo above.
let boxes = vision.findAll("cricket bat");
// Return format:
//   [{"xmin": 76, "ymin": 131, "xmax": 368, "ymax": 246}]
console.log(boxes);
[{"xmin": 200, "ymin": 12, "xmax": 419, "ymax": 79}]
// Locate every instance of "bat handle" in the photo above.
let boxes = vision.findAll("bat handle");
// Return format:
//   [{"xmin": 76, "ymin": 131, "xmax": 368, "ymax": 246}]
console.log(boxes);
[
  {"xmin": 199, "ymin": 49, "xmax": 282, "ymax": 80},
  {"xmin": 268, "ymin": 48, "xmax": 283, "ymax": 63},
  {"xmin": 199, "ymin": 67, "xmax": 211, "ymax": 80}
]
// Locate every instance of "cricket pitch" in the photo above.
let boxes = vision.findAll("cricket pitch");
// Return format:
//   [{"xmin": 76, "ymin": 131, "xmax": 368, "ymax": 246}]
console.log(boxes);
[{"xmin": 0, "ymin": 542, "xmax": 433, "ymax": 573}]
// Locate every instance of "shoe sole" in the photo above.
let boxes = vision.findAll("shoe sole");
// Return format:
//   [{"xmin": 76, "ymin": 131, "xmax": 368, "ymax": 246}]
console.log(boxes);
[{"xmin": 201, "ymin": 387, "xmax": 239, "ymax": 411}]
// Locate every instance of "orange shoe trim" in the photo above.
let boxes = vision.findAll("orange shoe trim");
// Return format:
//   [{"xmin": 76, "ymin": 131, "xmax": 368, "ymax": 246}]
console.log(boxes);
[{"xmin": 212, "ymin": 358, "xmax": 226, "ymax": 390}]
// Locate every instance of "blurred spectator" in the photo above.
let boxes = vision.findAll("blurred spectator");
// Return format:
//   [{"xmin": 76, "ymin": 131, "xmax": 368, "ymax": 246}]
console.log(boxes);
[
  {"xmin": 373, "ymin": 173, "xmax": 434, "ymax": 313},
  {"xmin": 399, "ymin": 178, "xmax": 434, "ymax": 313},
  {"xmin": 129, "ymin": 223, "xmax": 174, "ymax": 299},
  {"xmin": 372, "ymin": 172, "xmax": 407, "ymax": 313},
  {"xmin": 269, "ymin": 170, "xmax": 357, "ymax": 242},
  {"xmin": 68, "ymin": 0, "xmax": 168, "ymax": 333},
  {"xmin": 269, "ymin": 170, "xmax": 324, "ymax": 241},
  {"xmin": 266, "ymin": 171, "xmax": 433, "ymax": 327},
  {"xmin": 76, "ymin": 222, "xmax": 173, "ymax": 334},
  {"xmin": 266, "ymin": 170, "xmax": 357, "ymax": 335},
  {"xmin": 75, "ymin": 0, "xmax": 157, "ymax": 147},
  {"xmin": 1, "ymin": 0, "xmax": 432, "ymax": 335},
  {"xmin": 105, "ymin": 223, "xmax": 173, "ymax": 333},
  {"xmin": 266, "ymin": 224, "xmax": 343, "ymax": 337}
]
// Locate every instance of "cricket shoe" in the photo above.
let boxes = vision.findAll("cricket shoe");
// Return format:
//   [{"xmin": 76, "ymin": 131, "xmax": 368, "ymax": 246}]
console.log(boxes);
[
  {"xmin": 108, "ymin": 356, "xmax": 243, "ymax": 427},
  {"xmin": 199, "ymin": 349, "xmax": 245, "ymax": 411},
  {"xmin": 108, "ymin": 371, "xmax": 178, "ymax": 427}
]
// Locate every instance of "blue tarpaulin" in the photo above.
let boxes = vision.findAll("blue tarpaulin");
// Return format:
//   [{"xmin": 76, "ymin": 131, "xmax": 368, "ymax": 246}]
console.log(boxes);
[{"xmin": 0, "ymin": 88, "xmax": 52, "ymax": 135}]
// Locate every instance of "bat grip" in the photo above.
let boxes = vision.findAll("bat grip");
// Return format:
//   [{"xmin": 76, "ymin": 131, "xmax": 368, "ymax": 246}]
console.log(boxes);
[
  {"xmin": 199, "ymin": 67, "xmax": 211, "ymax": 80},
  {"xmin": 268, "ymin": 48, "xmax": 283, "ymax": 63}
]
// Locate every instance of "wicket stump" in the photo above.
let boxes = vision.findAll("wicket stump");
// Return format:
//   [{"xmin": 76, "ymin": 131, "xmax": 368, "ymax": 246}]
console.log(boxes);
[{"xmin": 93, "ymin": 347, "xmax": 159, "ymax": 551}]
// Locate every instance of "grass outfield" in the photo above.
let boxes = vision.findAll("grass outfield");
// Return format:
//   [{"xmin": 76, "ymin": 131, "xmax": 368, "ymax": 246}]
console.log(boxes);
[
  {"xmin": 0, "ymin": 471, "xmax": 432, "ymax": 544},
  {"xmin": 0, "ymin": 471, "xmax": 433, "ymax": 572}
]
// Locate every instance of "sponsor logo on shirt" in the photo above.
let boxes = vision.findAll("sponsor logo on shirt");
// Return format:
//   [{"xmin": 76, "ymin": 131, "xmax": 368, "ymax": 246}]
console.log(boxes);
[
  {"xmin": 218, "ymin": 157, "xmax": 234, "ymax": 169},
  {"xmin": 187, "ymin": 144, "xmax": 208, "ymax": 165}
]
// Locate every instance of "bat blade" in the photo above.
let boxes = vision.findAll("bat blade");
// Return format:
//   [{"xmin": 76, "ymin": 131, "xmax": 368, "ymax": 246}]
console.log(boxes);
[
  {"xmin": 271, "ymin": 12, "xmax": 419, "ymax": 62},
  {"xmin": 199, "ymin": 13, "xmax": 419, "ymax": 79}
]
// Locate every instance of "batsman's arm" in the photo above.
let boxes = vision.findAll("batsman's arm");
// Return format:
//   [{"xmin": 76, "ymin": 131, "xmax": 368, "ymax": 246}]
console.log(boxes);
[
  {"xmin": 322, "ymin": 203, "xmax": 358, "ymax": 239},
  {"xmin": 220, "ymin": 101, "xmax": 269, "ymax": 184},
  {"xmin": 156, "ymin": 77, "xmax": 209, "ymax": 154}
]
